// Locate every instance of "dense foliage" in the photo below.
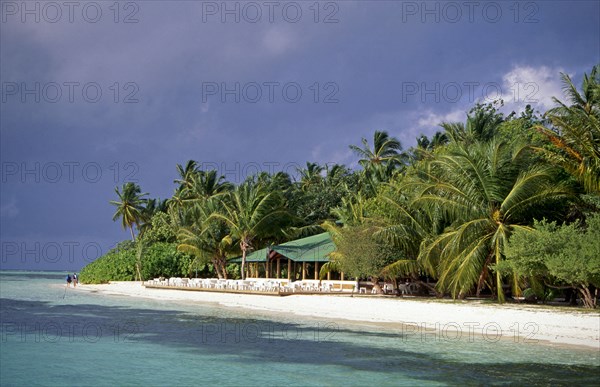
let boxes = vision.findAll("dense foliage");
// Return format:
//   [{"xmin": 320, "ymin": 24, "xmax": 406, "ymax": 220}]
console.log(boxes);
[
  {"xmin": 79, "ymin": 241, "xmax": 194, "ymax": 284},
  {"xmin": 500, "ymin": 213, "xmax": 600, "ymax": 308},
  {"xmin": 84, "ymin": 66, "xmax": 600, "ymax": 307}
]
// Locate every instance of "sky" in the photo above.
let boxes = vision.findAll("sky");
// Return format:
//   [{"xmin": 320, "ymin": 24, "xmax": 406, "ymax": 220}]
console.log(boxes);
[{"xmin": 1, "ymin": 0, "xmax": 599, "ymax": 271}]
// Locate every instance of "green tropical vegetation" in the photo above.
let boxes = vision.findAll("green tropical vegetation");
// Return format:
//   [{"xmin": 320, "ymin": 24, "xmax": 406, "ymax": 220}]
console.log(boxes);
[
  {"xmin": 499, "ymin": 209, "xmax": 600, "ymax": 308},
  {"xmin": 81, "ymin": 66, "xmax": 600, "ymax": 308}
]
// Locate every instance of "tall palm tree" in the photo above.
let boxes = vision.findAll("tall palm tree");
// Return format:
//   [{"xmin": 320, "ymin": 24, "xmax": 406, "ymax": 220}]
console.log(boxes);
[
  {"xmin": 349, "ymin": 130, "xmax": 406, "ymax": 169},
  {"xmin": 184, "ymin": 170, "xmax": 233, "ymax": 201},
  {"xmin": 169, "ymin": 161, "xmax": 200, "ymax": 225},
  {"xmin": 412, "ymin": 139, "xmax": 572, "ymax": 302},
  {"xmin": 110, "ymin": 182, "xmax": 148, "ymax": 241},
  {"xmin": 376, "ymin": 175, "xmax": 433, "ymax": 286},
  {"xmin": 169, "ymin": 169, "xmax": 232, "ymax": 228},
  {"xmin": 177, "ymin": 201, "xmax": 234, "ymax": 279},
  {"xmin": 209, "ymin": 182, "xmax": 291, "ymax": 279},
  {"xmin": 535, "ymin": 65, "xmax": 600, "ymax": 193}
]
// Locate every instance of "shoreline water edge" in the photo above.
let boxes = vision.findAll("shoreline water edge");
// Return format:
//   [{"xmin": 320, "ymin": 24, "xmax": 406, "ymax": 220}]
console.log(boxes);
[{"xmin": 74, "ymin": 281, "xmax": 600, "ymax": 350}]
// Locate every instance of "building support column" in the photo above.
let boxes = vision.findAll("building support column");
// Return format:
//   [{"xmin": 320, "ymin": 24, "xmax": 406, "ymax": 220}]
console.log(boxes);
[
  {"xmin": 314, "ymin": 261, "xmax": 319, "ymax": 280},
  {"xmin": 302, "ymin": 262, "xmax": 306, "ymax": 280},
  {"xmin": 276, "ymin": 259, "xmax": 281, "ymax": 279},
  {"xmin": 287, "ymin": 260, "xmax": 292, "ymax": 281}
]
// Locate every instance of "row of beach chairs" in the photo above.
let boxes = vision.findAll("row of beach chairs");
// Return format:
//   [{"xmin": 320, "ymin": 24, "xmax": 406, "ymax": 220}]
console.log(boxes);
[{"xmin": 144, "ymin": 277, "xmax": 360, "ymax": 293}]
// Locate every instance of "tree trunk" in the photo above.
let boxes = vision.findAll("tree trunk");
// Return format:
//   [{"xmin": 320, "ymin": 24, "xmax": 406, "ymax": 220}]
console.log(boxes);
[
  {"xmin": 241, "ymin": 246, "xmax": 247, "ymax": 280},
  {"xmin": 130, "ymin": 225, "xmax": 136, "ymax": 242},
  {"xmin": 135, "ymin": 241, "xmax": 143, "ymax": 281},
  {"xmin": 476, "ymin": 251, "xmax": 494, "ymax": 296},
  {"xmin": 221, "ymin": 257, "xmax": 228, "ymax": 279},
  {"xmin": 213, "ymin": 259, "xmax": 223, "ymax": 279},
  {"xmin": 578, "ymin": 286, "xmax": 596, "ymax": 308},
  {"xmin": 212, "ymin": 255, "xmax": 228, "ymax": 280}
]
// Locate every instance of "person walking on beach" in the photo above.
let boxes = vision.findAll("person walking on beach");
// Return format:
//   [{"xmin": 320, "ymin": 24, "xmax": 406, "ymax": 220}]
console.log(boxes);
[
  {"xmin": 72, "ymin": 273, "xmax": 78, "ymax": 287},
  {"xmin": 66, "ymin": 274, "xmax": 72, "ymax": 288}
]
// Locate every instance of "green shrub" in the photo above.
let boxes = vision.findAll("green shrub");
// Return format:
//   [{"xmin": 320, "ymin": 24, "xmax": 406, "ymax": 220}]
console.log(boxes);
[
  {"xmin": 79, "ymin": 241, "xmax": 137, "ymax": 284},
  {"xmin": 80, "ymin": 241, "xmax": 194, "ymax": 284}
]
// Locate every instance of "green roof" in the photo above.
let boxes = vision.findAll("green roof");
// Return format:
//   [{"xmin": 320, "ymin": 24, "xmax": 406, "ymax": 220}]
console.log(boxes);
[
  {"xmin": 234, "ymin": 246, "xmax": 269, "ymax": 263},
  {"xmin": 229, "ymin": 232, "xmax": 334, "ymax": 263}
]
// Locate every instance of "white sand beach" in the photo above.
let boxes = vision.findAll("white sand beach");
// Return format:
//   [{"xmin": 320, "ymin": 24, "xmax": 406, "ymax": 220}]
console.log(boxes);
[{"xmin": 77, "ymin": 282, "xmax": 600, "ymax": 349}]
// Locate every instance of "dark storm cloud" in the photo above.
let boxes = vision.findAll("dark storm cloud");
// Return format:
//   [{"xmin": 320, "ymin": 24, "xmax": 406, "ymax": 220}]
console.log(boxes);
[{"xmin": 1, "ymin": 0, "xmax": 598, "ymax": 269}]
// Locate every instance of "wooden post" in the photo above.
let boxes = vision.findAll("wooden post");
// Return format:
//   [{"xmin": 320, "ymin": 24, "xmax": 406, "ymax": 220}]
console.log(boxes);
[
  {"xmin": 341, "ymin": 272, "xmax": 344, "ymax": 281},
  {"xmin": 314, "ymin": 261, "xmax": 319, "ymax": 280},
  {"xmin": 327, "ymin": 271, "xmax": 331, "ymax": 280},
  {"xmin": 302, "ymin": 262, "xmax": 306, "ymax": 280},
  {"xmin": 287, "ymin": 260, "xmax": 291, "ymax": 280},
  {"xmin": 276, "ymin": 259, "xmax": 281, "ymax": 279},
  {"xmin": 266, "ymin": 260, "xmax": 270, "ymax": 278}
]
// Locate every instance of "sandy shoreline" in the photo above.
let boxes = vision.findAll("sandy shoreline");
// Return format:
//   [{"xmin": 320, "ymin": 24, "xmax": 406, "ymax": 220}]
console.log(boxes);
[{"xmin": 76, "ymin": 281, "xmax": 600, "ymax": 350}]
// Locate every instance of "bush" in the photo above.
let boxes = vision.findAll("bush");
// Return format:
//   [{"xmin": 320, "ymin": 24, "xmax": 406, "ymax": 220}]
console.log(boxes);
[
  {"xmin": 80, "ymin": 241, "xmax": 194, "ymax": 284},
  {"xmin": 140, "ymin": 242, "xmax": 194, "ymax": 279},
  {"xmin": 79, "ymin": 241, "xmax": 137, "ymax": 284}
]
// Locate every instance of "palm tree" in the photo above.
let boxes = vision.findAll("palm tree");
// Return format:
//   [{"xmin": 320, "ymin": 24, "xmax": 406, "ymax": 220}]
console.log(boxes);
[
  {"xmin": 410, "ymin": 132, "xmax": 450, "ymax": 164},
  {"xmin": 177, "ymin": 201, "xmax": 234, "ymax": 279},
  {"xmin": 440, "ymin": 103, "xmax": 504, "ymax": 145},
  {"xmin": 169, "ymin": 161, "xmax": 200, "ymax": 225},
  {"xmin": 349, "ymin": 130, "xmax": 406, "ymax": 169},
  {"xmin": 550, "ymin": 65, "xmax": 600, "ymax": 117},
  {"xmin": 209, "ymin": 182, "xmax": 291, "ymax": 279},
  {"xmin": 375, "ymin": 175, "xmax": 434, "ymax": 290},
  {"xmin": 297, "ymin": 162, "xmax": 324, "ymax": 191},
  {"xmin": 330, "ymin": 193, "xmax": 368, "ymax": 226},
  {"xmin": 110, "ymin": 182, "xmax": 148, "ymax": 241},
  {"xmin": 169, "ymin": 169, "xmax": 232, "ymax": 228},
  {"xmin": 412, "ymin": 139, "xmax": 572, "ymax": 302},
  {"xmin": 324, "ymin": 164, "xmax": 348, "ymax": 185},
  {"xmin": 535, "ymin": 65, "xmax": 600, "ymax": 193},
  {"xmin": 184, "ymin": 170, "xmax": 233, "ymax": 201},
  {"xmin": 416, "ymin": 131, "xmax": 449, "ymax": 152},
  {"xmin": 174, "ymin": 160, "xmax": 199, "ymax": 191}
]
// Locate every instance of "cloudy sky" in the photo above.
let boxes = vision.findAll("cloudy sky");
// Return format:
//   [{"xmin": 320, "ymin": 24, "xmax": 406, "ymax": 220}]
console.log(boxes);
[{"xmin": 1, "ymin": 1, "xmax": 599, "ymax": 270}]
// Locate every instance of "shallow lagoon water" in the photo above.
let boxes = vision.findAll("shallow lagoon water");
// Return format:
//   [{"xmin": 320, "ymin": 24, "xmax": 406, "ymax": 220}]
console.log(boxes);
[{"xmin": 1, "ymin": 271, "xmax": 598, "ymax": 386}]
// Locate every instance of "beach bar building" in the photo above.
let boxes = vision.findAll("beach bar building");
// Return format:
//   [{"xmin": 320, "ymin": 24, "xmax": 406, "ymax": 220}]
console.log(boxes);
[{"xmin": 230, "ymin": 232, "xmax": 346, "ymax": 281}]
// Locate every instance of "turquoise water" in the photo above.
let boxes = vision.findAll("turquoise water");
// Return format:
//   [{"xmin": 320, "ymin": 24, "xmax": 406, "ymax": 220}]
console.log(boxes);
[{"xmin": 1, "ymin": 271, "xmax": 598, "ymax": 386}]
